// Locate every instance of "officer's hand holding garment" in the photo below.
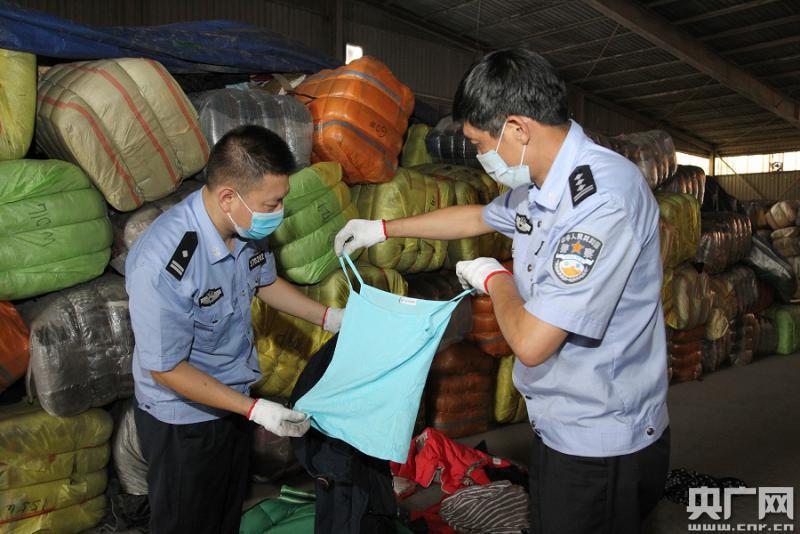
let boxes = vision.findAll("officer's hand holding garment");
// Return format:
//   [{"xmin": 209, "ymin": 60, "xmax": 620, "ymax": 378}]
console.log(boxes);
[
  {"xmin": 248, "ymin": 398, "xmax": 310, "ymax": 437},
  {"xmin": 334, "ymin": 219, "xmax": 387, "ymax": 256},
  {"xmin": 322, "ymin": 307, "xmax": 344, "ymax": 333},
  {"xmin": 456, "ymin": 258, "xmax": 512, "ymax": 295}
]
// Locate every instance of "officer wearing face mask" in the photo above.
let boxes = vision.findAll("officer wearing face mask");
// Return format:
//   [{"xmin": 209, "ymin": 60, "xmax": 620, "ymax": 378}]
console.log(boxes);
[
  {"xmin": 126, "ymin": 125, "xmax": 344, "ymax": 534},
  {"xmin": 336, "ymin": 49, "xmax": 669, "ymax": 534}
]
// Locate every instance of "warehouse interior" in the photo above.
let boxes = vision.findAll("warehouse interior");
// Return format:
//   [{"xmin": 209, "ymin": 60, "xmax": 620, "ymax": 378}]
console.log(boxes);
[{"xmin": 1, "ymin": 0, "xmax": 799, "ymax": 533}]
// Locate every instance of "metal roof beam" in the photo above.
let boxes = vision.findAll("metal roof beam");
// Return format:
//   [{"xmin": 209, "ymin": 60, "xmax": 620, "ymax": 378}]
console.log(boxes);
[
  {"xmin": 700, "ymin": 15, "xmax": 800, "ymax": 42},
  {"xmin": 581, "ymin": 0, "xmax": 800, "ymax": 128},
  {"xmin": 682, "ymin": 113, "xmax": 772, "ymax": 130},
  {"xmin": 724, "ymin": 35, "xmax": 800, "ymax": 56},
  {"xmin": 673, "ymin": 0, "xmax": 782, "ymax": 25},
  {"xmin": 615, "ymin": 83, "xmax": 724, "ymax": 103},
  {"xmin": 506, "ymin": 16, "xmax": 609, "ymax": 47},
  {"xmin": 670, "ymin": 104, "xmax": 765, "ymax": 123},
  {"xmin": 421, "ymin": 0, "xmax": 478, "ymax": 21}
]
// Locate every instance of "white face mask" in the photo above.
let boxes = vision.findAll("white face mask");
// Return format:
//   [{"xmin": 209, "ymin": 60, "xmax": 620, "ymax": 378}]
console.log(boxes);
[{"xmin": 475, "ymin": 121, "xmax": 531, "ymax": 189}]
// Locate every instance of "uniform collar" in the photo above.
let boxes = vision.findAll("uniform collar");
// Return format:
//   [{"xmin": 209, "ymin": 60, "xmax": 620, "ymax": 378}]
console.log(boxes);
[
  {"xmin": 530, "ymin": 120, "xmax": 585, "ymax": 211},
  {"xmin": 191, "ymin": 188, "xmax": 246, "ymax": 264}
]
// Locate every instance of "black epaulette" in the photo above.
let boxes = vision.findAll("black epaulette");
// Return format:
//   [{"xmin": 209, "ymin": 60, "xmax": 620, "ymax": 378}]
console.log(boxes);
[
  {"xmin": 166, "ymin": 231, "xmax": 198, "ymax": 281},
  {"xmin": 568, "ymin": 165, "xmax": 597, "ymax": 207}
]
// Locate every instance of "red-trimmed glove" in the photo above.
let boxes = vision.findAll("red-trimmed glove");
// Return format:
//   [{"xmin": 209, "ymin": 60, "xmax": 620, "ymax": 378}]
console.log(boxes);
[
  {"xmin": 455, "ymin": 258, "xmax": 512, "ymax": 295},
  {"xmin": 247, "ymin": 399, "xmax": 310, "ymax": 437},
  {"xmin": 334, "ymin": 219, "xmax": 388, "ymax": 256},
  {"xmin": 322, "ymin": 307, "xmax": 344, "ymax": 333}
]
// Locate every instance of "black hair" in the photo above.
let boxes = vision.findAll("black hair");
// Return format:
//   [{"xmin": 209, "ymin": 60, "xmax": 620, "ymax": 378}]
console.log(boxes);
[
  {"xmin": 452, "ymin": 48, "xmax": 568, "ymax": 136},
  {"xmin": 206, "ymin": 125, "xmax": 296, "ymax": 192}
]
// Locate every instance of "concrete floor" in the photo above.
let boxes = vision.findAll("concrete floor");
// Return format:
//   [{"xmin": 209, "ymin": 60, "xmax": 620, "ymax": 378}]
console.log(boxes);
[{"xmin": 245, "ymin": 353, "xmax": 800, "ymax": 532}]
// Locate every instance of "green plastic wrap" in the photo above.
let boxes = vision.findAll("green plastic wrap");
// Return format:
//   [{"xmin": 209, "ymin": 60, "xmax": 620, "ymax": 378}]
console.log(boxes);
[
  {"xmin": 766, "ymin": 304, "xmax": 800, "ymax": 355},
  {"xmin": 270, "ymin": 162, "xmax": 360, "ymax": 284},
  {"xmin": 0, "ymin": 402, "xmax": 113, "ymax": 490},
  {"xmin": 494, "ymin": 355, "xmax": 527, "ymax": 424},
  {"xmin": 355, "ymin": 168, "xmax": 453, "ymax": 273},
  {"xmin": 0, "ymin": 160, "xmax": 112, "ymax": 300},
  {"xmin": 251, "ymin": 264, "xmax": 407, "ymax": 398},
  {"xmin": 0, "ymin": 49, "xmax": 36, "ymax": 161},
  {"xmin": 400, "ymin": 124, "xmax": 433, "ymax": 168},
  {"xmin": 656, "ymin": 192, "xmax": 700, "ymax": 270}
]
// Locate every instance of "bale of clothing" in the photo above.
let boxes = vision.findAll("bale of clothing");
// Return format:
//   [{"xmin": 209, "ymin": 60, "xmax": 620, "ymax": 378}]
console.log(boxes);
[{"xmin": 0, "ymin": 48, "xmax": 35, "ymax": 160}]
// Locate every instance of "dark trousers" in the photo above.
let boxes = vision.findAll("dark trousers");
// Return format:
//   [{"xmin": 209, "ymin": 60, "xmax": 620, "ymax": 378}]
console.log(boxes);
[
  {"xmin": 529, "ymin": 427, "xmax": 670, "ymax": 534},
  {"xmin": 134, "ymin": 405, "xmax": 252, "ymax": 534}
]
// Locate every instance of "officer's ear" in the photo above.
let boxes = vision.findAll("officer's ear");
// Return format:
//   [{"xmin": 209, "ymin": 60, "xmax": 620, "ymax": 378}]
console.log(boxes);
[
  {"xmin": 215, "ymin": 185, "xmax": 238, "ymax": 213},
  {"xmin": 506, "ymin": 115, "xmax": 532, "ymax": 146}
]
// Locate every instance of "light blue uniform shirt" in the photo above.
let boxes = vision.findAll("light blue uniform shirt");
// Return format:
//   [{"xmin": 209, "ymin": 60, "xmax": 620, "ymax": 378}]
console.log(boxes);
[
  {"xmin": 126, "ymin": 189, "xmax": 277, "ymax": 424},
  {"xmin": 483, "ymin": 120, "xmax": 669, "ymax": 457}
]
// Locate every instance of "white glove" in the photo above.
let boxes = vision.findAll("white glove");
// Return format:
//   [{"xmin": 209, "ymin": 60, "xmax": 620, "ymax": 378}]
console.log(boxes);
[
  {"xmin": 322, "ymin": 307, "xmax": 344, "ymax": 333},
  {"xmin": 456, "ymin": 258, "xmax": 512, "ymax": 295},
  {"xmin": 247, "ymin": 398, "xmax": 310, "ymax": 437},
  {"xmin": 334, "ymin": 219, "xmax": 387, "ymax": 256}
]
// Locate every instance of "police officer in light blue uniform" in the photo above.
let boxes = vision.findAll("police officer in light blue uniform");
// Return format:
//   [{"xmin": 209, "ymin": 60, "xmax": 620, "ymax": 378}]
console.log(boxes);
[
  {"xmin": 336, "ymin": 49, "xmax": 670, "ymax": 533},
  {"xmin": 126, "ymin": 125, "xmax": 344, "ymax": 534}
]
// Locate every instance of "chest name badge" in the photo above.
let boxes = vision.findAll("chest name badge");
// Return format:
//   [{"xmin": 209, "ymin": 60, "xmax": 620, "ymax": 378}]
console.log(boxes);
[
  {"xmin": 515, "ymin": 213, "xmax": 533, "ymax": 234},
  {"xmin": 199, "ymin": 287, "xmax": 223, "ymax": 307},
  {"xmin": 553, "ymin": 232, "xmax": 603, "ymax": 284},
  {"xmin": 249, "ymin": 251, "xmax": 266, "ymax": 271}
]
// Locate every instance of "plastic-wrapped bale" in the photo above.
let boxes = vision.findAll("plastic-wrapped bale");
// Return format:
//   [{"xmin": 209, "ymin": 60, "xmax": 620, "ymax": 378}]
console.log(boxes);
[
  {"xmin": 730, "ymin": 314, "xmax": 756, "ymax": 367},
  {"xmin": 765, "ymin": 305, "xmax": 800, "ymax": 355},
  {"xmin": 770, "ymin": 226, "xmax": 800, "ymax": 259},
  {"xmin": 695, "ymin": 212, "xmax": 752, "ymax": 275},
  {"xmin": 765, "ymin": 201, "xmax": 798, "ymax": 230},
  {"xmin": 426, "ymin": 341, "xmax": 496, "ymax": 438},
  {"xmin": 469, "ymin": 295, "xmax": 513, "ymax": 357},
  {"xmin": 706, "ymin": 276, "xmax": 737, "ymax": 341},
  {"xmin": 252, "ymin": 427, "xmax": 303, "ymax": 483},
  {"xmin": 294, "ymin": 57, "xmax": 414, "ymax": 185},
  {"xmin": 413, "ymin": 162, "xmax": 512, "ymax": 261},
  {"xmin": 406, "ymin": 271, "xmax": 473, "ymax": 352},
  {"xmin": 754, "ymin": 316, "xmax": 777, "ymax": 357},
  {"xmin": 658, "ymin": 165, "xmax": 706, "ymax": 205},
  {"xmin": 37, "ymin": 58, "xmax": 209, "ymax": 212},
  {"xmin": 659, "ymin": 219, "xmax": 675, "ymax": 270},
  {"xmin": 743, "ymin": 235, "xmax": 796, "ymax": 303},
  {"xmin": 667, "ymin": 264, "xmax": 712, "ymax": 331},
  {"xmin": 0, "ymin": 49, "xmax": 36, "ymax": 160},
  {"xmin": 716, "ymin": 266, "xmax": 759, "ymax": 317},
  {"xmin": 270, "ymin": 162, "xmax": 360, "ymax": 284},
  {"xmin": 19, "ymin": 274, "xmax": 133, "ymax": 417},
  {"xmin": 787, "ymin": 257, "xmax": 800, "ymax": 300},
  {"xmin": 0, "ymin": 402, "xmax": 112, "ymax": 532},
  {"xmin": 0, "ymin": 302, "xmax": 29, "ymax": 394},
  {"xmin": 425, "ymin": 116, "xmax": 479, "ymax": 168},
  {"xmin": 656, "ymin": 192, "xmax": 701, "ymax": 269},
  {"xmin": 109, "ymin": 180, "xmax": 202, "ymax": 274},
  {"xmin": 741, "ymin": 201, "xmax": 771, "ymax": 231},
  {"xmin": 355, "ymin": 168, "xmax": 454, "ymax": 273},
  {"xmin": 251, "ymin": 264, "xmax": 407, "ymax": 397},
  {"xmin": 190, "ymin": 89, "xmax": 312, "ymax": 169},
  {"xmin": 753, "ymin": 279, "xmax": 775, "ymax": 314},
  {"xmin": 494, "ymin": 355, "xmax": 527, "ymax": 424},
  {"xmin": 112, "ymin": 400, "xmax": 147, "ymax": 496},
  {"xmin": 401, "ymin": 124, "xmax": 433, "ymax": 168},
  {"xmin": 702, "ymin": 329, "xmax": 731, "ymax": 373},
  {"xmin": 662, "ymin": 268, "xmax": 674, "ymax": 324},
  {"xmin": 0, "ymin": 159, "xmax": 112, "ymax": 300},
  {"xmin": 587, "ymin": 130, "xmax": 676, "ymax": 188},
  {"xmin": 669, "ymin": 325, "xmax": 704, "ymax": 383}
]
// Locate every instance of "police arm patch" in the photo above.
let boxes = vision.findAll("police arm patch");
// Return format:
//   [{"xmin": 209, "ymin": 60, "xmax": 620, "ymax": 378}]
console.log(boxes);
[{"xmin": 552, "ymin": 232, "xmax": 603, "ymax": 284}]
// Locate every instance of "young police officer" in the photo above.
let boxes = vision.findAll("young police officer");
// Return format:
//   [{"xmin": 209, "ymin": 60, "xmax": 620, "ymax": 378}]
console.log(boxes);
[
  {"xmin": 126, "ymin": 125, "xmax": 344, "ymax": 533},
  {"xmin": 336, "ymin": 49, "xmax": 670, "ymax": 533}
]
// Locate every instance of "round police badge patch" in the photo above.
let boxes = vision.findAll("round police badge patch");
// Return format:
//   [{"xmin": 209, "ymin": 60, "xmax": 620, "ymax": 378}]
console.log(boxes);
[{"xmin": 553, "ymin": 232, "xmax": 603, "ymax": 284}]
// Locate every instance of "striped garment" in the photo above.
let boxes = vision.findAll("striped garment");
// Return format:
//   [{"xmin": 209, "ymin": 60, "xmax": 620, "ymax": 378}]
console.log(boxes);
[{"xmin": 440, "ymin": 480, "xmax": 531, "ymax": 534}]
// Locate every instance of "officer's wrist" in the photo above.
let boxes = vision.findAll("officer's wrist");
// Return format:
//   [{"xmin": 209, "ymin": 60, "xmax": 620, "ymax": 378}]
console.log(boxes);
[{"xmin": 484, "ymin": 270, "xmax": 513, "ymax": 294}]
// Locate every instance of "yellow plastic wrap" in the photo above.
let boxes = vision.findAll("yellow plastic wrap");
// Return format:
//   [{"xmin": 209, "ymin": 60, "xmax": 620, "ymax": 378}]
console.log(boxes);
[
  {"xmin": 0, "ymin": 49, "xmax": 36, "ymax": 161},
  {"xmin": 355, "ymin": 168, "xmax": 454, "ymax": 273},
  {"xmin": 662, "ymin": 268, "xmax": 674, "ymax": 322},
  {"xmin": 667, "ymin": 264, "xmax": 712, "ymax": 330},
  {"xmin": 4, "ymin": 494, "xmax": 106, "ymax": 534},
  {"xmin": 400, "ymin": 124, "xmax": 432, "ymax": 167},
  {"xmin": 656, "ymin": 192, "xmax": 700, "ymax": 269},
  {"xmin": 494, "ymin": 355, "xmax": 527, "ymax": 424},
  {"xmin": 0, "ymin": 402, "xmax": 113, "ymax": 490},
  {"xmin": 413, "ymin": 163, "xmax": 512, "ymax": 260},
  {"xmin": 251, "ymin": 264, "xmax": 407, "ymax": 397},
  {"xmin": 0, "ymin": 470, "xmax": 106, "ymax": 525}
]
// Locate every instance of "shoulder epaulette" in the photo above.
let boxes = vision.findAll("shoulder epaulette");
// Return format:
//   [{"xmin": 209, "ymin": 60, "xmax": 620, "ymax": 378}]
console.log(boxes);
[
  {"xmin": 165, "ymin": 231, "xmax": 198, "ymax": 281},
  {"xmin": 568, "ymin": 165, "xmax": 597, "ymax": 207}
]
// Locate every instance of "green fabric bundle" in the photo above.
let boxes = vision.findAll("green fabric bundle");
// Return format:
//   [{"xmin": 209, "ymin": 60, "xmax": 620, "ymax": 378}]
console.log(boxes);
[
  {"xmin": 0, "ymin": 160, "xmax": 111, "ymax": 300},
  {"xmin": 270, "ymin": 162, "xmax": 360, "ymax": 284},
  {"xmin": 766, "ymin": 305, "xmax": 800, "ymax": 355},
  {"xmin": 400, "ymin": 124, "xmax": 433, "ymax": 167}
]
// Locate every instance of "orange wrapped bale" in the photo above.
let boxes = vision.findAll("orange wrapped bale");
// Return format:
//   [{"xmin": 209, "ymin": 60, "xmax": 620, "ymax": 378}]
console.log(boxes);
[
  {"xmin": 0, "ymin": 301, "xmax": 29, "ymax": 393},
  {"xmin": 468, "ymin": 296, "xmax": 511, "ymax": 356},
  {"xmin": 295, "ymin": 57, "xmax": 414, "ymax": 185}
]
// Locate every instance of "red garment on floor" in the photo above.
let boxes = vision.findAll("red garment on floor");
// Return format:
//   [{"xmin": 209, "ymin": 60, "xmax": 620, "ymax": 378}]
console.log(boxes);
[{"xmin": 390, "ymin": 427, "xmax": 511, "ymax": 494}]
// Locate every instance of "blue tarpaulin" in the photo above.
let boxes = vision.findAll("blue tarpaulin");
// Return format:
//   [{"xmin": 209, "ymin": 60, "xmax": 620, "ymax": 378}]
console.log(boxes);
[{"xmin": 0, "ymin": 1, "xmax": 339, "ymax": 73}]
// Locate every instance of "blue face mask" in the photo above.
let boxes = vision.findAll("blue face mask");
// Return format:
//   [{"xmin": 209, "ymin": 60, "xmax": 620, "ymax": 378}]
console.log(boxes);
[
  {"xmin": 475, "ymin": 121, "xmax": 531, "ymax": 189},
  {"xmin": 228, "ymin": 191, "xmax": 283, "ymax": 240}
]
